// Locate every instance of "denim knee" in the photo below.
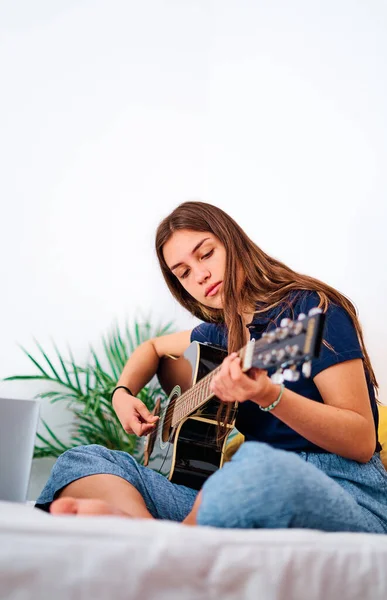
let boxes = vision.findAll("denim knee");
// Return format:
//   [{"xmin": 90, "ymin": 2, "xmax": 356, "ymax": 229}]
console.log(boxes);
[
  {"xmin": 197, "ymin": 442, "xmax": 299, "ymax": 528},
  {"xmin": 36, "ymin": 444, "xmax": 142, "ymax": 509},
  {"xmin": 197, "ymin": 442, "xmax": 387, "ymax": 533},
  {"xmin": 52, "ymin": 443, "xmax": 141, "ymax": 482},
  {"xmin": 199, "ymin": 441, "xmax": 344, "ymax": 529},
  {"xmin": 52, "ymin": 444, "xmax": 117, "ymax": 474}
]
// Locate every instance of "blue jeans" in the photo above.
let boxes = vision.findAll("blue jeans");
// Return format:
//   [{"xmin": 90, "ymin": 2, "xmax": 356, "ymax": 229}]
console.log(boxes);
[{"xmin": 36, "ymin": 442, "xmax": 387, "ymax": 533}]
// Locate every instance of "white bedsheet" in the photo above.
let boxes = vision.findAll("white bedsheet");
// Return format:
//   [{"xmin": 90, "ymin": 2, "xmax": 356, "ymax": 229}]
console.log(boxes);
[{"xmin": 1, "ymin": 501, "xmax": 387, "ymax": 600}]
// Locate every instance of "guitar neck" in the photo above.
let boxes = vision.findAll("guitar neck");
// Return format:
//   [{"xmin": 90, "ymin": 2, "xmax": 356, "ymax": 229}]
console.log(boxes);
[
  {"xmin": 171, "ymin": 338, "xmax": 261, "ymax": 426},
  {"xmin": 171, "ymin": 364, "xmax": 221, "ymax": 427}
]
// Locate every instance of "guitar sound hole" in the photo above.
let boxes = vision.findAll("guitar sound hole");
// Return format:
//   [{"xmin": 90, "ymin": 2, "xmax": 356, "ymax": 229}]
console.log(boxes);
[{"xmin": 162, "ymin": 393, "xmax": 178, "ymax": 444}]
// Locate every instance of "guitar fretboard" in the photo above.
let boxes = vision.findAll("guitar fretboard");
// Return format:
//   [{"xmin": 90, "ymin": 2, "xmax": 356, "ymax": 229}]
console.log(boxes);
[
  {"xmin": 170, "ymin": 340, "xmax": 253, "ymax": 426},
  {"xmin": 171, "ymin": 364, "xmax": 222, "ymax": 426}
]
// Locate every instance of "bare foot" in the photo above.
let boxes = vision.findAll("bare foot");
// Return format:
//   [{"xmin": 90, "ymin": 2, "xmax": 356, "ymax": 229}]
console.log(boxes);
[{"xmin": 50, "ymin": 497, "xmax": 129, "ymax": 517}]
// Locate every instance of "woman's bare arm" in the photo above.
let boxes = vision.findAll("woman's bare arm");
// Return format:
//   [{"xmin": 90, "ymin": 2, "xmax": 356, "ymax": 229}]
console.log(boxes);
[
  {"xmin": 112, "ymin": 330, "xmax": 193, "ymax": 435},
  {"xmin": 116, "ymin": 330, "xmax": 192, "ymax": 395},
  {"xmin": 259, "ymin": 358, "xmax": 376, "ymax": 462}
]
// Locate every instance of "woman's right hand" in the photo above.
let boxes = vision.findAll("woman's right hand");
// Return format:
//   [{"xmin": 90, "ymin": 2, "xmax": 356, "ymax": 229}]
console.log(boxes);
[{"xmin": 112, "ymin": 389, "xmax": 159, "ymax": 437}]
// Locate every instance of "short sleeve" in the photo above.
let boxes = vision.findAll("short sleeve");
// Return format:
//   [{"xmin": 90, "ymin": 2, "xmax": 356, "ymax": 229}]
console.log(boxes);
[
  {"xmin": 190, "ymin": 322, "xmax": 228, "ymax": 349},
  {"xmin": 295, "ymin": 292, "xmax": 364, "ymax": 378}
]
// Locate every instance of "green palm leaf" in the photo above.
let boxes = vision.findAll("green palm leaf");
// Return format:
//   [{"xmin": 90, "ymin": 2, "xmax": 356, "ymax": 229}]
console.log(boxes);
[
  {"xmin": 52, "ymin": 341, "xmax": 75, "ymax": 389},
  {"xmin": 33, "ymin": 338, "xmax": 63, "ymax": 382},
  {"xmin": 67, "ymin": 347, "xmax": 83, "ymax": 393},
  {"xmin": 5, "ymin": 316, "xmax": 174, "ymax": 460}
]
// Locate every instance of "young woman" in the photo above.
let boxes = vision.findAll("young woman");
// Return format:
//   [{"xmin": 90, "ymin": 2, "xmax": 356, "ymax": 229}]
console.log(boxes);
[{"xmin": 36, "ymin": 201, "xmax": 387, "ymax": 532}]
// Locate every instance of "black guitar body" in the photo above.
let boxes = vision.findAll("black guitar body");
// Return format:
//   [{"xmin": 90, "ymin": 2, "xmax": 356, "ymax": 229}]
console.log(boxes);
[{"xmin": 145, "ymin": 342, "xmax": 235, "ymax": 490}]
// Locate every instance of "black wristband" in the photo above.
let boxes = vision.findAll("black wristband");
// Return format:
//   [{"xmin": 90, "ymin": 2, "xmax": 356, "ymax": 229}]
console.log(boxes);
[{"xmin": 111, "ymin": 386, "xmax": 135, "ymax": 402}]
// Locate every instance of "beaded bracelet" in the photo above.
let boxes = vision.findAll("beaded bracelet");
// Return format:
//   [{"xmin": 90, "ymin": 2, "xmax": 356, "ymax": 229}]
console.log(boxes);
[
  {"xmin": 258, "ymin": 383, "xmax": 285, "ymax": 412},
  {"xmin": 111, "ymin": 385, "xmax": 135, "ymax": 403}
]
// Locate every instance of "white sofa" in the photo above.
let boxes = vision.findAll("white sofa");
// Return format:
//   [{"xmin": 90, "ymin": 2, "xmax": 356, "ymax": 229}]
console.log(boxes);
[{"xmin": 1, "ymin": 500, "xmax": 387, "ymax": 600}]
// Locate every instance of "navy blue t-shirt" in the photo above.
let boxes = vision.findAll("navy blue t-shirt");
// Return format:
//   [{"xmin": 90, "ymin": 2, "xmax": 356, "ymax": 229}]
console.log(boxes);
[{"xmin": 190, "ymin": 291, "xmax": 381, "ymax": 453}]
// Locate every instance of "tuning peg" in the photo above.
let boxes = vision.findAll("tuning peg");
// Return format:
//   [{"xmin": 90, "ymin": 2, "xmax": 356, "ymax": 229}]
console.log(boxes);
[
  {"xmin": 288, "ymin": 344, "xmax": 300, "ymax": 357},
  {"xmin": 276, "ymin": 326, "xmax": 289, "ymax": 340},
  {"xmin": 283, "ymin": 368, "xmax": 300, "ymax": 382},
  {"xmin": 302, "ymin": 361, "xmax": 312, "ymax": 378},
  {"xmin": 280, "ymin": 318, "xmax": 291, "ymax": 328},
  {"xmin": 271, "ymin": 369, "xmax": 284, "ymax": 384},
  {"xmin": 261, "ymin": 331, "xmax": 276, "ymax": 343},
  {"xmin": 262, "ymin": 352, "xmax": 273, "ymax": 366},
  {"xmin": 308, "ymin": 307, "xmax": 322, "ymax": 316},
  {"xmin": 297, "ymin": 313, "xmax": 306, "ymax": 321},
  {"xmin": 291, "ymin": 321, "xmax": 304, "ymax": 335}
]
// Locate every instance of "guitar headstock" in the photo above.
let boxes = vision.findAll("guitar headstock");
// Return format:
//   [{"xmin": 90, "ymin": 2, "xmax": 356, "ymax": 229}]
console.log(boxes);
[{"xmin": 240, "ymin": 308, "xmax": 325, "ymax": 383}]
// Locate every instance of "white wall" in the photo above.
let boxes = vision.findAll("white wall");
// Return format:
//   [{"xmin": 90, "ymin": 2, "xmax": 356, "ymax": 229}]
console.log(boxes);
[{"xmin": 1, "ymin": 1, "xmax": 386, "ymax": 495}]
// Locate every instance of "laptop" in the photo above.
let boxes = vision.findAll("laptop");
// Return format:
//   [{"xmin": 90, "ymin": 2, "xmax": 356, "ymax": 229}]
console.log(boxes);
[{"xmin": 0, "ymin": 397, "xmax": 40, "ymax": 502}]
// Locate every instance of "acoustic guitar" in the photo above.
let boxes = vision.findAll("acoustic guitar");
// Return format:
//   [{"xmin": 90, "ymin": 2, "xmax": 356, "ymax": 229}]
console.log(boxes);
[{"xmin": 144, "ymin": 308, "xmax": 325, "ymax": 490}]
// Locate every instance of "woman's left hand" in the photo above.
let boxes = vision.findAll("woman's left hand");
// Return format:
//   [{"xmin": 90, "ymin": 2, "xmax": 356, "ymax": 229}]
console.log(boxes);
[{"xmin": 209, "ymin": 352, "xmax": 278, "ymax": 406}]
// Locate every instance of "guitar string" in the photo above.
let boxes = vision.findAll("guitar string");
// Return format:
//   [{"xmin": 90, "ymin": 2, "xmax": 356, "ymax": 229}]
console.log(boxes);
[
  {"xmin": 157, "ymin": 341, "xmax": 266, "ymax": 428},
  {"xmin": 160, "ymin": 342, "xmax": 253, "ymax": 423},
  {"xmin": 160, "ymin": 334, "xmax": 276, "ymax": 425},
  {"xmin": 157, "ymin": 362, "xmax": 222, "ymax": 428},
  {"xmin": 159, "ymin": 347, "xmax": 255, "ymax": 428}
]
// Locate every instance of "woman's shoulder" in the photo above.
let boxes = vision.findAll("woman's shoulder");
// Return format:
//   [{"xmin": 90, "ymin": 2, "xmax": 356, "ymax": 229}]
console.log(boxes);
[
  {"xmin": 286, "ymin": 290, "xmax": 363, "ymax": 375},
  {"xmin": 288, "ymin": 290, "xmax": 354, "ymax": 325},
  {"xmin": 253, "ymin": 290, "xmax": 323, "ymax": 324},
  {"xmin": 253, "ymin": 289, "xmax": 353, "ymax": 326},
  {"xmin": 252, "ymin": 290, "xmax": 355, "ymax": 334}
]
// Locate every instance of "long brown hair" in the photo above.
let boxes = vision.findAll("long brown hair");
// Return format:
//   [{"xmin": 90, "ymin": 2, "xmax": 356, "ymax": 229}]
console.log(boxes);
[{"xmin": 155, "ymin": 201, "xmax": 378, "ymax": 429}]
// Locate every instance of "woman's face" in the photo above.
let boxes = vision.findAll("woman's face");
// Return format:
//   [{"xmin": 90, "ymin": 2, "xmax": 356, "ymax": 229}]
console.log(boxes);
[{"xmin": 163, "ymin": 229, "xmax": 226, "ymax": 309}]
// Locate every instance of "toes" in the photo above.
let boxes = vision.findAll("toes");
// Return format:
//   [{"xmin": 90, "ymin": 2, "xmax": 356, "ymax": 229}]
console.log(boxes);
[
  {"xmin": 50, "ymin": 497, "xmax": 78, "ymax": 515},
  {"xmin": 50, "ymin": 497, "xmax": 127, "ymax": 517}
]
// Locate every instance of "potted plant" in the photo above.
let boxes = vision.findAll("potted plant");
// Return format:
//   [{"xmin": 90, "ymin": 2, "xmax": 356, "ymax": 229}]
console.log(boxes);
[{"xmin": 4, "ymin": 317, "xmax": 173, "ymax": 462}]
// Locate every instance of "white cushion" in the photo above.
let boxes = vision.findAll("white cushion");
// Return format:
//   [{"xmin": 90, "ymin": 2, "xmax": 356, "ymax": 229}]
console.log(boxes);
[{"xmin": 1, "ymin": 501, "xmax": 387, "ymax": 600}]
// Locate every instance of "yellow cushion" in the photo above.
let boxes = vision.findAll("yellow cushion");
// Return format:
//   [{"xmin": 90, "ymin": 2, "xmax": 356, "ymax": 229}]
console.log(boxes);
[
  {"xmin": 224, "ymin": 405, "xmax": 387, "ymax": 468},
  {"xmin": 224, "ymin": 433, "xmax": 245, "ymax": 462},
  {"xmin": 379, "ymin": 404, "xmax": 387, "ymax": 470}
]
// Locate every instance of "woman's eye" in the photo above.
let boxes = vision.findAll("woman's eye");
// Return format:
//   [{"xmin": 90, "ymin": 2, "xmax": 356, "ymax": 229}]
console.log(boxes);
[
  {"xmin": 201, "ymin": 249, "xmax": 214, "ymax": 260},
  {"xmin": 181, "ymin": 270, "xmax": 190, "ymax": 279}
]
